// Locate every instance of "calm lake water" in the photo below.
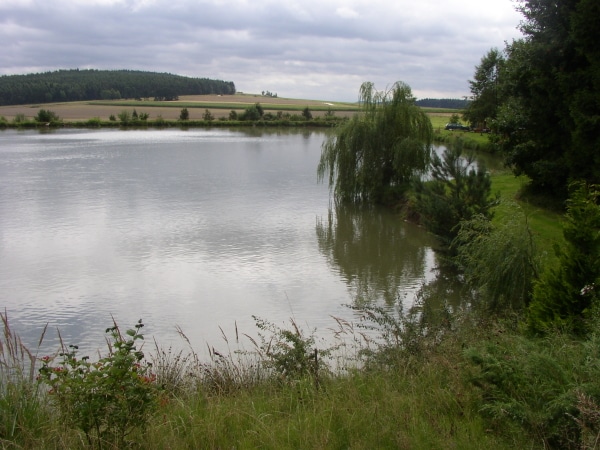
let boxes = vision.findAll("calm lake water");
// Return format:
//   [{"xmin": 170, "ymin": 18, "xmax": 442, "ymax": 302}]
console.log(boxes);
[{"xmin": 0, "ymin": 128, "xmax": 439, "ymax": 356}]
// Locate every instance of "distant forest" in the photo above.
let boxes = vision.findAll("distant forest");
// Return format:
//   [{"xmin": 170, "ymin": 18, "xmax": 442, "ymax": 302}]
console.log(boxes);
[
  {"xmin": 415, "ymin": 98, "xmax": 468, "ymax": 109},
  {"xmin": 0, "ymin": 69, "xmax": 236, "ymax": 106}
]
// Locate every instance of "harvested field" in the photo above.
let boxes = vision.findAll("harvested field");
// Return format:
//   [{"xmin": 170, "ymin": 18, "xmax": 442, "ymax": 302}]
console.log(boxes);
[{"xmin": 0, "ymin": 94, "xmax": 358, "ymax": 122}]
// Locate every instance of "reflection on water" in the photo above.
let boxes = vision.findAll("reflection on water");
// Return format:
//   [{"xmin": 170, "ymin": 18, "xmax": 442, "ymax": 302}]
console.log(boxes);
[
  {"xmin": 0, "ymin": 128, "xmax": 445, "ymax": 357},
  {"xmin": 316, "ymin": 203, "xmax": 438, "ymax": 309}
]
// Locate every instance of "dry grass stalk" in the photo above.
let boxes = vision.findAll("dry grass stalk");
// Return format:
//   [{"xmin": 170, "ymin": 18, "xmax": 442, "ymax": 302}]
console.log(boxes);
[{"xmin": 1, "ymin": 311, "xmax": 49, "ymax": 385}]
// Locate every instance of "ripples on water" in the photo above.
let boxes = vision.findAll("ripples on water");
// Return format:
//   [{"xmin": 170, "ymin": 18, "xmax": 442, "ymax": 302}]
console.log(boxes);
[{"xmin": 0, "ymin": 128, "xmax": 439, "ymax": 357}]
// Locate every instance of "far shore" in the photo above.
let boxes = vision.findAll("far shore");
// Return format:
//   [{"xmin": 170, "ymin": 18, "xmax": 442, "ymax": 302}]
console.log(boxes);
[{"xmin": 0, "ymin": 94, "xmax": 360, "ymax": 122}]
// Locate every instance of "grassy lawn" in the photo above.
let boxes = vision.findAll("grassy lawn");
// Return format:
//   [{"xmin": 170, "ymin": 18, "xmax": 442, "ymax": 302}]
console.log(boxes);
[{"xmin": 491, "ymin": 173, "xmax": 564, "ymax": 267}]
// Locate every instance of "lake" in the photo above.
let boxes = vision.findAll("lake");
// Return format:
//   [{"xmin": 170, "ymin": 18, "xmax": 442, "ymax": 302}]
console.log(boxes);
[{"xmin": 0, "ymin": 128, "xmax": 440, "ymax": 357}]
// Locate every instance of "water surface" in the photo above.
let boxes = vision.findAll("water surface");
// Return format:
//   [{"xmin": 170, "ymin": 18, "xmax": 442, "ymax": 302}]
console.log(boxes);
[{"xmin": 0, "ymin": 128, "xmax": 438, "ymax": 356}]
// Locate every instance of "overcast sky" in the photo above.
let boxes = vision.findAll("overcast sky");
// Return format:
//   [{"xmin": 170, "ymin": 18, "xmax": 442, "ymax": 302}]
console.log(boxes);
[{"xmin": 0, "ymin": 0, "xmax": 523, "ymax": 101}]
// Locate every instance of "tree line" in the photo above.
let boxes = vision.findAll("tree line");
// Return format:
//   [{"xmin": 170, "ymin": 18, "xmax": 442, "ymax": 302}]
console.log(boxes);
[
  {"xmin": 415, "ymin": 98, "xmax": 468, "ymax": 109},
  {"xmin": 463, "ymin": 0, "xmax": 599, "ymax": 199},
  {"xmin": 0, "ymin": 69, "xmax": 236, "ymax": 106}
]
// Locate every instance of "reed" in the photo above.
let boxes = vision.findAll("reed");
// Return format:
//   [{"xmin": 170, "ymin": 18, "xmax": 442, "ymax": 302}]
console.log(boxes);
[{"xmin": 0, "ymin": 311, "xmax": 52, "ymax": 446}]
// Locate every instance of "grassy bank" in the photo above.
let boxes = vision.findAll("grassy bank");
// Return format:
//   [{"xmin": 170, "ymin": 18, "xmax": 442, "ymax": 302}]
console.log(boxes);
[{"xmin": 1, "ymin": 310, "xmax": 538, "ymax": 449}]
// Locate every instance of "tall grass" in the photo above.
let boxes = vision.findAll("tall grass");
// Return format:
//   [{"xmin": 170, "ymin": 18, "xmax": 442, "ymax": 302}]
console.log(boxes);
[
  {"xmin": 0, "ymin": 305, "xmax": 534, "ymax": 448},
  {"xmin": 2, "ymin": 296, "xmax": 598, "ymax": 448},
  {"xmin": 0, "ymin": 311, "xmax": 50, "ymax": 446}
]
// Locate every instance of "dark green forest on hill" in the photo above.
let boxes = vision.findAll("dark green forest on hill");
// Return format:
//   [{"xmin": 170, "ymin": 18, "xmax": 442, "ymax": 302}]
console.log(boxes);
[{"xmin": 0, "ymin": 69, "xmax": 236, "ymax": 105}]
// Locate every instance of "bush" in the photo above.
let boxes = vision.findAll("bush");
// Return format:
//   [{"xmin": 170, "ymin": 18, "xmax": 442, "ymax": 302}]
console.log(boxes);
[
  {"xmin": 86, "ymin": 117, "xmax": 102, "ymax": 127},
  {"xmin": 203, "ymin": 109, "xmax": 214, "ymax": 121},
  {"xmin": 454, "ymin": 203, "xmax": 539, "ymax": 312},
  {"xmin": 38, "ymin": 320, "xmax": 160, "ymax": 448},
  {"xmin": 12, "ymin": 113, "xmax": 26, "ymax": 124},
  {"xmin": 34, "ymin": 109, "xmax": 60, "ymax": 123},
  {"xmin": 414, "ymin": 140, "xmax": 497, "ymax": 248},
  {"xmin": 252, "ymin": 316, "xmax": 327, "ymax": 385},
  {"xmin": 302, "ymin": 107, "xmax": 312, "ymax": 120},
  {"xmin": 118, "ymin": 110, "xmax": 131, "ymax": 124},
  {"xmin": 240, "ymin": 104, "xmax": 262, "ymax": 121},
  {"xmin": 465, "ymin": 328, "xmax": 600, "ymax": 449},
  {"xmin": 528, "ymin": 182, "xmax": 600, "ymax": 335}
]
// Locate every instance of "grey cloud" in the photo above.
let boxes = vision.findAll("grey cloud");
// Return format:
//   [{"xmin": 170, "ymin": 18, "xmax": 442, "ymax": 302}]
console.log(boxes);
[{"xmin": 0, "ymin": 0, "xmax": 522, "ymax": 100}]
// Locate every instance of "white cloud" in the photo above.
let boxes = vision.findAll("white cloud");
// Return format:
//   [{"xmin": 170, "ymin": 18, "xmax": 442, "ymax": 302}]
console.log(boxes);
[{"xmin": 335, "ymin": 7, "xmax": 359, "ymax": 19}]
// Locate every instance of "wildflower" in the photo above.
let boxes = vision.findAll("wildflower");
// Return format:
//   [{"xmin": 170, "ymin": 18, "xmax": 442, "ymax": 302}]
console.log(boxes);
[{"xmin": 581, "ymin": 284, "xmax": 595, "ymax": 296}]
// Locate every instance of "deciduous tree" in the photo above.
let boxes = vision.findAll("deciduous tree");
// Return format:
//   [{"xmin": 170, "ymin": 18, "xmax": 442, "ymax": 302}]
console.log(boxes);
[
  {"xmin": 463, "ymin": 48, "xmax": 504, "ymax": 128},
  {"xmin": 317, "ymin": 81, "xmax": 432, "ymax": 204}
]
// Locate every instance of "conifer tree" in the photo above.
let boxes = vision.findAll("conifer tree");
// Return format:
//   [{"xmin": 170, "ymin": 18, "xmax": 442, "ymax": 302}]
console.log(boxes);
[{"xmin": 529, "ymin": 182, "xmax": 600, "ymax": 334}]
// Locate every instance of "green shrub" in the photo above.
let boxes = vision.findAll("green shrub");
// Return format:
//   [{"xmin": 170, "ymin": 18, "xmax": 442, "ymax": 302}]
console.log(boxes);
[
  {"xmin": 12, "ymin": 113, "xmax": 27, "ymax": 124},
  {"xmin": 38, "ymin": 319, "xmax": 160, "ymax": 448},
  {"xmin": 118, "ymin": 110, "xmax": 131, "ymax": 124},
  {"xmin": 34, "ymin": 109, "xmax": 60, "ymax": 123},
  {"xmin": 454, "ymin": 203, "xmax": 539, "ymax": 311},
  {"xmin": 86, "ymin": 117, "xmax": 102, "ymax": 127},
  {"xmin": 414, "ymin": 140, "xmax": 497, "ymax": 248},
  {"xmin": 302, "ymin": 106, "xmax": 312, "ymax": 120},
  {"xmin": 465, "ymin": 329, "xmax": 600, "ymax": 449},
  {"xmin": 252, "ymin": 316, "xmax": 326, "ymax": 384},
  {"xmin": 179, "ymin": 108, "xmax": 189, "ymax": 121},
  {"xmin": 528, "ymin": 182, "xmax": 600, "ymax": 335},
  {"xmin": 203, "ymin": 109, "xmax": 214, "ymax": 121}
]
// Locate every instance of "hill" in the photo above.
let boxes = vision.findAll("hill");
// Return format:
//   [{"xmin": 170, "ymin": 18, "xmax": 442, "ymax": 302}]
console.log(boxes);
[{"xmin": 0, "ymin": 69, "xmax": 236, "ymax": 106}]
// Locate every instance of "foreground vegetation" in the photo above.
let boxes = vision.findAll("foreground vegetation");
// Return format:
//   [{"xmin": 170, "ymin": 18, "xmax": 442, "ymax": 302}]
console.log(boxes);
[{"xmin": 2, "ymin": 271, "xmax": 599, "ymax": 449}]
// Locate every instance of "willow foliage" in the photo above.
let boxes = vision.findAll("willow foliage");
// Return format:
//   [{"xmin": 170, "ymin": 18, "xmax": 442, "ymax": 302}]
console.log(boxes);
[
  {"xmin": 454, "ymin": 204, "xmax": 539, "ymax": 312},
  {"xmin": 317, "ymin": 82, "xmax": 433, "ymax": 204}
]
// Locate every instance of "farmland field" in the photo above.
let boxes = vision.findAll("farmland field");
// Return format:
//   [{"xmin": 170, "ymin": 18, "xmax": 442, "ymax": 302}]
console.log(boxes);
[{"xmin": 0, "ymin": 94, "xmax": 359, "ymax": 122}]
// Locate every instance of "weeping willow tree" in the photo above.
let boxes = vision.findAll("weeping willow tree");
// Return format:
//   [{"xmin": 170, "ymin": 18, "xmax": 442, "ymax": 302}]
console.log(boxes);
[{"xmin": 317, "ymin": 81, "xmax": 433, "ymax": 204}]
